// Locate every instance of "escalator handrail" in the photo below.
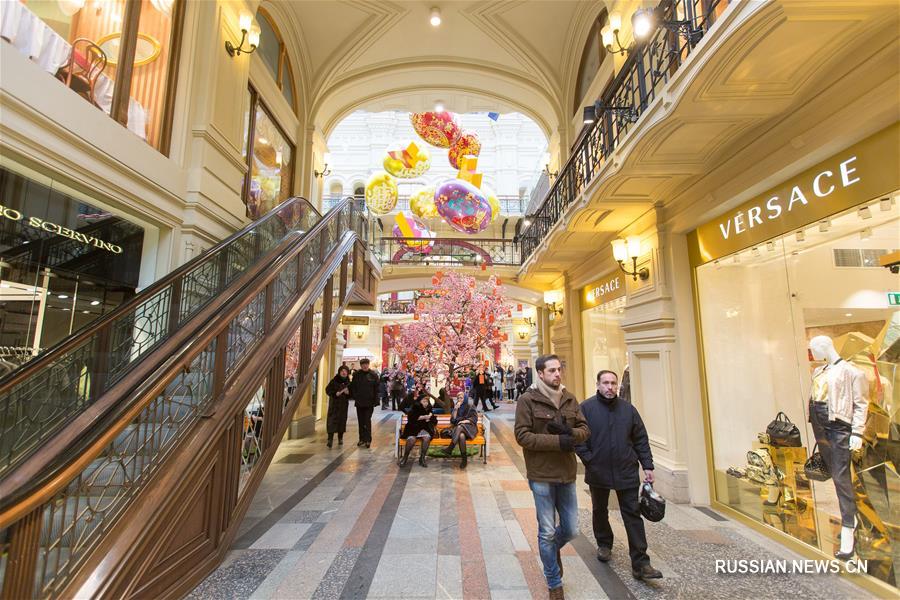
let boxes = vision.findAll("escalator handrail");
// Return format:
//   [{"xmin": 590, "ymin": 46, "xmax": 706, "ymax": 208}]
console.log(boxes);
[
  {"xmin": 0, "ymin": 197, "xmax": 321, "ymax": 480},
  {"xmin": 0, "ymin": 196, "xmax": 320, "ymax": 392},
  {"xmin": 0, "ymin": 197, "xmax": 364, "ymax": 523}
]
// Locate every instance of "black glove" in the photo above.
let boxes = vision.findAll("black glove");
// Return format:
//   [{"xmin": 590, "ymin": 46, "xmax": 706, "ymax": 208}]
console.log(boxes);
[
  {"xmin": 546, "ymin": 418, "xmax": 572, "ymax": 436},
  {"xmin": 558, "ymin": 434, "xmax": 575, "ymax": 451}
]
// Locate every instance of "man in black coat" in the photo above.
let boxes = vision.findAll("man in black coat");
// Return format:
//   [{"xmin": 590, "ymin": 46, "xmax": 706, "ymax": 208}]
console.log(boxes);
[
  {"xmin": 575, "ymin": 369, "xmax": 662, "ymax": 581},
  {"xmin": 350, "ymin": 358, "xmax": 379, "ymax": 448}
]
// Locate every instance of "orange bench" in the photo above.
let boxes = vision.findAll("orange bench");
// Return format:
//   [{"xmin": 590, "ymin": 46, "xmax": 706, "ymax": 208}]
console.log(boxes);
[{"xmin": 395, "ymin": 414, "xmax": 491, "ymax": 464}]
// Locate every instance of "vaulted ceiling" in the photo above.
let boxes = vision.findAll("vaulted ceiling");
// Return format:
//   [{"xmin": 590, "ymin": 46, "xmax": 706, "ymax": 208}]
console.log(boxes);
[{"xmin": 262, "ymin": 0, "xmax": 608, "ymax": 136}]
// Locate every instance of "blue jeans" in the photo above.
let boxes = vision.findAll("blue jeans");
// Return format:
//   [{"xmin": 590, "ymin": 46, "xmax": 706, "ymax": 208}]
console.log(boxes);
[{"xmin": 528, "ymin": 480, "xmax": 579, "ymax": 589}]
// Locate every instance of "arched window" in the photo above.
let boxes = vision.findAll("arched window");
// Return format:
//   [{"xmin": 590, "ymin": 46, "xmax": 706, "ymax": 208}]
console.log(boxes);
[
  {"xmin": 329, "ymin": 181, "xmax": 344, "ymax": 197},
  {"xmin": 352, "ymin": 182, "xmax": 365, "ymax": 196},
  {"xmin": 573, "ymin": 9, "xmax": 609, "ymax": 116},
  {"xmin": 257, "ymin": 7, "xmax": 297, "ymax": 112}
]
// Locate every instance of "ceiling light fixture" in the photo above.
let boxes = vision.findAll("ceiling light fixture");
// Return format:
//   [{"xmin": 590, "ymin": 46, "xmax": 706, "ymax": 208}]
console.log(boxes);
[
  {"xmin": 845, "ymin": 312, "xmax": 853, "ymax": 317},
  {"xmin": 434, "ymin": 101, "xmax": 445, "ymax": 113},
  {"xmin": 430, "ymin": 7, "xmax": 441, "ymax": 27},
  {"xmin": 58, "ymin": 294, "xmax": 68, "ymax": 299},
  {"xmin": 90, "ymin": 300, "xmax": 101, "ymax": 306}
]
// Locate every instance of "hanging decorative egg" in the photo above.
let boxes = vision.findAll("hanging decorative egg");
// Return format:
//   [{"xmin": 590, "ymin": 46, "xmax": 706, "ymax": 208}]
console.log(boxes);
[
  {"xmin": 364, "ymin": 172, "xmax": 398, "ymax": 215},
  {"xmin": 410, "ymin": 111, "xmax": 461, "ymax": 148},
  {"xmin": 434, "ymin": 179, "xmax": 492, "ymax": 234},
  {"xmin": 448, "ymin": 131, "xmax": 481, "ymax": 169}
]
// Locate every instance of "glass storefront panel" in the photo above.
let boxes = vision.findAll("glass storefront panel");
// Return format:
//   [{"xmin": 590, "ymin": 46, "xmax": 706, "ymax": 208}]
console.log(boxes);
[
  {"xmin": 3, "ymin": 1, "xmax": 180, "ymax": 150},
  {"xmin": 0, "ymin": 165, "xmax": 144, "ymax": 371},
  {"xmin": 581, "ymin": 296, "xmax": 628, "ymax": 400},
  {"xmin": 698, "ymin": 198, "xmax": 899, "ymax": 588},
  {"xmin": 244, "ymin": 94, "xmax": 294, "ymax": 220},
  {"xmin": 125, "ymin": 0, "xmax": 178, "ymax": 148}
]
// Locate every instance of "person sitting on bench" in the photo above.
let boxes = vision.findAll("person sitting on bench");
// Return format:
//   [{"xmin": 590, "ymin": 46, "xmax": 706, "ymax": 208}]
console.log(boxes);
[
  {"xmin": 398, "ymin": 393, "xmax": 437, "ymax": 467},
  {"xmin": 441, "ymin": 393, "xmax": 479, "ymax": 469}
]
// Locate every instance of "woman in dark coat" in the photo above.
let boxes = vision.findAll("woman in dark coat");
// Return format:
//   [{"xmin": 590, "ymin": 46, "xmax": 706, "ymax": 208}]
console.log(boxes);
[
  {"xmin": 325, "ymin": 366, "xmax": 351, "ymax": 447},
  {"xmin": 398, "ymin": 394, "xmax": 437, "ymax": 467},
  {"xmin": 441, "ymin": 393, "xmax": 479, "ymax": 469}
]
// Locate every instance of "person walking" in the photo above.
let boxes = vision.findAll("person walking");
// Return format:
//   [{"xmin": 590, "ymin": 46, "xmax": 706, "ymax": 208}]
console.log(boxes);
[
  {"xmin": 325, "ymin": 366, "xmax": 351, "ymax": 447},
  {"xmin": 389, "ymin": 366, "xmax": 406, "ymax": 411},
  {"xmin": 440, "ymin": 392, "xmax": 479, "ymax": 469},
  {"xmin": 505, "ymin": 365, "xmax": 516, "ymax": 401},
  {"xmin": 349, "ymin": 358, "xmax": 379, "ymax": 448},
  {"xmin": 575, "ymin": 369, "xmax": 662, "ymax": 581},
  {"xmin": 492, "ymin": 366, "xmax": 503, "ymax": 405},
  {"xmin": 515, "ymin": 367, "xmax": 527, "ymax": 399},
  {"xmin": 398, "ymin": 392, "xmax": 437, "ymax": 467},
  {"xmin": 515, "ymin": 354, "xmax": 590, "ymax": 599},
  {"xmin": 379, "ymin": 370, "xmax": 390, "ymax": 410}
]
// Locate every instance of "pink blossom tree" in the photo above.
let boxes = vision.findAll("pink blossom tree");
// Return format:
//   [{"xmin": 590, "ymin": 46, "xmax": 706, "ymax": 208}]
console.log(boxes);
[{"xmin": 395, "ymin": 271, "xmax": 510, "ymax": 382}]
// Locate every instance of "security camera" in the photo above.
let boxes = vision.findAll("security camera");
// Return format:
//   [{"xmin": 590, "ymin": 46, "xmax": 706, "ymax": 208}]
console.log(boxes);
[{"xmin": 880, "ymin": 250, "xmax": 900, "ymax": 274}]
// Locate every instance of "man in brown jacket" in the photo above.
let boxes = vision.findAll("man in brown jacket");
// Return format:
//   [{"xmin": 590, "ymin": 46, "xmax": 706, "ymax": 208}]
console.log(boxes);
[{"xmin": 515, "ymin": 354, "xmax": 590, "ymax": 600}]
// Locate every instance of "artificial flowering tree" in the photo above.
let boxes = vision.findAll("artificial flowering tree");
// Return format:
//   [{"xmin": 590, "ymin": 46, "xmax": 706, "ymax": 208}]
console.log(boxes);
[{"xmin": 395, "ymin": 271, "xmax": 511, "ymax": 383}]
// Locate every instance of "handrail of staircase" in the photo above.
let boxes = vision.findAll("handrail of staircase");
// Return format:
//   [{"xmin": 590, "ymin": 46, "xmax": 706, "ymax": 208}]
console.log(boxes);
[
  {"xmin": 0, "ymin": 196, "xmax": 364, "ymax": 522},
  {"xmin": 517, "ymin": 0, "xmax": 729, "ymax": 262},
  {"xmin": 0, "ymin": 197, "xmax": 324, "ymax": 481}
]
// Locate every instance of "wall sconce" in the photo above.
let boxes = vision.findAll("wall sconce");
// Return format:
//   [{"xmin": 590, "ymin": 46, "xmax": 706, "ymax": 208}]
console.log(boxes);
[
  {"xmin": 523, "ymin": 316, "xmax": 536, "ymax": 328},
  {"xmin": 225, "ymin": 13, "xmax": 259, "ymax": 57},
  {"xmin": 601, "ymin": 13, "xmax": 628, "ymax": 56},
  {"xmin": 611, "ymin": 236, "xmax": 649, "ymax": 281},
  {"xmin": 315, "ymin": 153, "xmax": 332, "ymax": 178},
  {"xmin": 590, "ymin": 100, "xmax": 639, "ymax": 125},
  {"xmin": 543, "ymin": 290, "xmax": 564, "ymax": 320},
  {"xmin": 352, "ymin": 326, "xmax": 367, "ymax": 340},
  {"xmin": 631, "ymin": 7, "xmax": 703, "ymax": 45},
  {"xmin": 541, "ymin": 152, "xmax": 558, "ymax": 180},
  {"xmin": 516, "ymin": 327, "xmax": 529, "ymax": 341}
]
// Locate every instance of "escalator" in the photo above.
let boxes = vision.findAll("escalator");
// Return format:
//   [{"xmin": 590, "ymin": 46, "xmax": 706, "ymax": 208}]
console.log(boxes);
[{"xmin": 0, "ymin": 196, "xmax": 377, "ymax": 599}]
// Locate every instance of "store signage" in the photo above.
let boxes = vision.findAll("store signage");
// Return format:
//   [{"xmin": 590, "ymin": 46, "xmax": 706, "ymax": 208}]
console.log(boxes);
[
  {"xmin": 689, "ymin": 123, "xmax": 899, "ymax": 265},
  {"xmin": 0, "ymin": 205, "xmax": 123, "ymax": 254},
  {"xmin": 889, "ymin": 292, "xmax": 900, "ymax": 306},
  {"xmin": 341, "ymin": 315, "xmax": 369, "ymax": 326},
  {"xmin": 581, "ymin": 272, "xmax": 625, "ymax": 310}
]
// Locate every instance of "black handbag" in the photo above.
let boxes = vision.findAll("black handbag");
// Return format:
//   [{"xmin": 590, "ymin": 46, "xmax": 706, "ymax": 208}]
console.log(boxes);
[
  {"xmin": 804, "ymin": 444, "xmax": 831, "ymax": 481},
  {"xmin": 766, "ymin": 412, "xmax": 802, "ymax": 447}
]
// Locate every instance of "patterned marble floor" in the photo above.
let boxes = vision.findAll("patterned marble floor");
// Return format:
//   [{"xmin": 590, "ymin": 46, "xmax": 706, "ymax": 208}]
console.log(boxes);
[{"xmin": 189, "ymin": 404, "xmax": 873, "ymax": 600}]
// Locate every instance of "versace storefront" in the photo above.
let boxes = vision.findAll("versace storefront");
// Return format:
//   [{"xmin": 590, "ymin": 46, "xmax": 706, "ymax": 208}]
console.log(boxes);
[
  {"xmin": 0, "ymin": 161, "xmax": 152, "ymax": 374},
  {"xmin": 689, "ymin": 124, "xmax": 899, "ymax": 590},
  {"xmin": 580, "ymin": 271, "xmax": 629, "ymax": 400}
]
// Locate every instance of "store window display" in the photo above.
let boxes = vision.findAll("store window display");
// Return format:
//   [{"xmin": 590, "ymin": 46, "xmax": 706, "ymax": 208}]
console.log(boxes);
[
  {"xmin": 697, "ymin": 197, "xmax": 898, "ymax": 588},
  {"xmin": 580, "ymin": 274, "xmax": 628, "ymax": 400},
  {"xmin": 0, "ymin": 165, "xmax": 145, "ymax": 371}
]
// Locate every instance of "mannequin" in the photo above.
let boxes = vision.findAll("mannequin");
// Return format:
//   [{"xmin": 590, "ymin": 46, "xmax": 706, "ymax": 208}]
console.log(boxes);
[{"xmin": 808, "ymin": 335, "xmax": 868, "ymax": 559}]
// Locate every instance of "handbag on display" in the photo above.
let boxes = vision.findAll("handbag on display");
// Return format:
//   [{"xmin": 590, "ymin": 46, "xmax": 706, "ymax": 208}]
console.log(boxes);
[
  {"xmin": 746, "ymin": 449, "xmax": 782, "ymax": 486},
  {"xmin": 803, "ymin": 444, "xmax": 831, "ymax": 481},
  {"xmin": 766, "ymin": 412, "xmax": 802, "ymax": 447}
]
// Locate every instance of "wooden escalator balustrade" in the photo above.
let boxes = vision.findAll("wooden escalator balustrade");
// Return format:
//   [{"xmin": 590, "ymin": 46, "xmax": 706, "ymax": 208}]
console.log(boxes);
[{"xmin": 0, "ymin": 197, "xmax": 378, "ymax": 599}]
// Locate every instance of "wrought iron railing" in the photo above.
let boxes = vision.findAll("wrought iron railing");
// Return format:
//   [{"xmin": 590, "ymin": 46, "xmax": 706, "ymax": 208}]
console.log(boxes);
[
  {"xmin": 377, "ymin": 237, "xmax": 521, "ymax": 267},
  {"xmin": 324, "ymin": 194, "xmax": 526, "ymax": 215},
  {"xmin": 380, "ymin": 299, "xmax": 416, "ymax": 314},
  {"xmin": 518, "ymin": 0, "xmax": 729, "ymax": 262},
  {"xmin": 0, "ymin": 197, "xmax": 369, "ymax": 599}
]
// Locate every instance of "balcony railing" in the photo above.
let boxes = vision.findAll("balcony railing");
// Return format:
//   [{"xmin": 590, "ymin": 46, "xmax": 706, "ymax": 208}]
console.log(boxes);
[
  {"xmin": 518, "ymin": 0, "xmax": 729, "ymax": 262},
  {"xmin": 323, "ymin": 194, "xmax": 526, "ymax": 215},
  {"xmin": 376, "ymin": 237, "xmax": 521, "ymax": 267}
]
